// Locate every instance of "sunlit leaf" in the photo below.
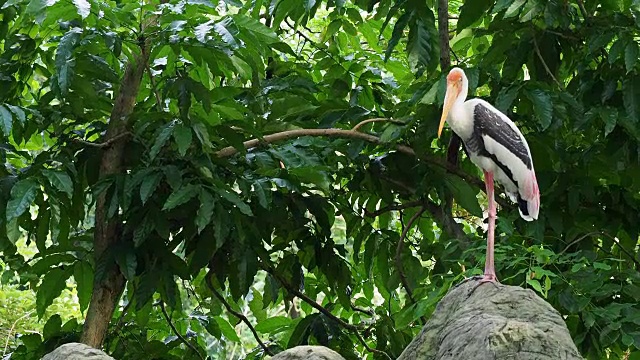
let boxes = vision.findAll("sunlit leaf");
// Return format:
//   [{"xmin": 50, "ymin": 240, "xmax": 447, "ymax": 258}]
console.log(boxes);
[{"xmin": 7, "ymin": 179, "xmax": 39, "ymax": 221}]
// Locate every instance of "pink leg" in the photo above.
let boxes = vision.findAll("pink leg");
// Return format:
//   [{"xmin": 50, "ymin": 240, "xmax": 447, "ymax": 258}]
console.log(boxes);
[{"xmin": 482, "ymin": 171, "xmax": 498, "ymax": 283}]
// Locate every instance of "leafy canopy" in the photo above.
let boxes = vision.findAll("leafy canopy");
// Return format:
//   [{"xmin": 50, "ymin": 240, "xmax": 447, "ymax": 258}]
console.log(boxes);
[{"xmin": 0, "ymin": 0, "xmax": 639, "ymax": 359}]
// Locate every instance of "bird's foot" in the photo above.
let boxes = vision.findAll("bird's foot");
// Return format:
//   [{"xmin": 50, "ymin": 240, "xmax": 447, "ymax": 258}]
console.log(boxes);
[{"xmin": 479, "ymin": 273, "xmax": 499, "ymax": 284}]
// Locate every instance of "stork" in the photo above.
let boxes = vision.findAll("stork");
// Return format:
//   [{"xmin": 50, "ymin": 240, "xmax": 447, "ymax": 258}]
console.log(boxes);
[{"xmin": 439, "ymin": 67, "xmax": 540, "ymax": 283}]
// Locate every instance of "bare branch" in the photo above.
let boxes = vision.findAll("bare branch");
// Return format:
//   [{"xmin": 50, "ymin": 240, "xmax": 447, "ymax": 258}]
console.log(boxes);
[
  {"xmin": 395, "ymin": 207, "xmax": 427, "ymax": 311},
  {"xmin": 215, "ymin": 128, "xmax": 416, "ymax": 158},
  {"xmin": 351, "ymin": 118, "xmax": 402, "ymax": 132},
  {"xmin": 160, "ymin": 301, "xmax": 205, "ymax": 360},
  {"xmin": 438, "ymin": 0, "xmax": 451, "ymax": 69},
  {"xmin": 532, "ymin": 35, "xmax": 564, "ymax": 89},
  {"xmin": 204, "ymin": 273, "xmax": 274, "ymax": 356},
  {"xmin": 71, "ymin": 132, "xmax": 131, "ymax": 149}
]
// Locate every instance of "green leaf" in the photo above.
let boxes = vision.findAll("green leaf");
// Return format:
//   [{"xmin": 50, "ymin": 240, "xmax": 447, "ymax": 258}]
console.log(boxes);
[
  {"xmin": 609, "ymin": 38, "xmax": 625, "ymax": 64},
  {"xmin": 495, "ymin": 85, "xmax": 520, "ymax": 113},
  {"xmin": 233, "ymin": 14, "xmax": 278, "ymax": 44},
  {"xmin": 593, "ymin": 261, "xmax": 612, "ymax": 270},
  {"xmin": 254, "ymin": 316, "xmax": 293, "ymax": 334},
  {"xmin": 623, "ymin": 76, "xmax": 640, "ymax": 122},
  {"xmin": 6, "ymin": 105, "xmax": 26, "ymax": 124},
  {"xmin": 36, "ymin": 267, "xmax": 71, "ymax": 318},
  {"xmin": 0, "ymin": 105, "xmax": 12, "ymax": 135},
  {"xmin": 43, "ymin": 314, "xmax": 62, "ymax": 339},
  {"xmin": 214, "ymin": 317, "xmax": 240, "ymax": 342},
  {"xmin": 504, "ymin": 0, "xmax": 527, "ymax": 18},
  {"xmin": 525, "ymin": 88, "xmax": 553, "ymax": 130},
  {"xmin": 140, "ymin": 171, "xmax": 162, "ymax": 204},
  {"xmin": 385, "ymin": 12, "xmax": 410, "ymax": 62},
  {"xmin": 493, "ymin": 0, "xmax": 514, "ymax": 13},
  {"xmin": 7, "ymin": 178, "xmax": 39, "ymax": 221},
  {"xmin": 458, "ymin": 0, "xmax": 492, "ymax": 30},
  {"xmin": 407, "ymin": 17, "xmax": 433, "ymax": 71},
  {"xmin": 42, "ymin": 170, "xmax": 73, "ymax": 197},
  {"xmin": 214, "ymin": 188, "xmax": 253, "ymax": 216},
  {"xmin": 55, "ymin": 28, "xmax": 82, "ymax": 96},
  {"xmin": 150, "ymin": 121, "xmax": 176, "ymax": 161},
  {"xmin": 196, "ymin": 189, "xmax": 215, "ymax": 233},
  {"xmin": 162, "ymin": 184, "xmax": 198, "ymax": 211},
  {"xmin": 73, "ymin": 261, "xmax": 93, "ymax": 312},
  {"xmin": 527, "ymin": 278, "xmax": 543, "ymax": 294},
  {"xmin": 214, "ymin": 18, "xmax": 239, "ymax": 48},
  {"xmin": 134, "ymin": 215, "xmax": 154, "ymax": 247},
  {"xmin": 115, "ymin": 249, "xmax": 137, "ymax": 281},
  {"xmin": 625, "ymin": 41, "xmax": 638, "ymax": 73},
  {"xmin": 173, "ymin": 124, "xmax": 192, "ymax": 157},
  {"xmin": 444, "ymin": 175, "xmax": 483, "ymax": 217}
]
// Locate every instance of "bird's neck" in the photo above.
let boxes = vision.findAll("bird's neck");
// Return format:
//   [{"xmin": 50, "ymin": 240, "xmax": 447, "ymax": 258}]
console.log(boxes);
[{"xmin": 449, "ymin": 83, "xmax": 472, "ymax": 138}]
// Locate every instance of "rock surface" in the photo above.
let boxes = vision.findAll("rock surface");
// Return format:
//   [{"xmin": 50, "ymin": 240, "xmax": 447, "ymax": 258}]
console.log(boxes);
[
  {"xmin": 41, "ymin": 342, "xmax": 115, "ymax": 360},
  {"xmin": 398, "ymin": 279, "xmax": 584, "ymax": 360},
  {"xmin": 271, "ymin": 345, "xmax": 346, "ymax": 360}
]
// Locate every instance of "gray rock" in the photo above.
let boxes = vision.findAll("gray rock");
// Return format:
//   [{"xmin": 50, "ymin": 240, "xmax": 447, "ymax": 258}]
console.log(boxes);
[
  {"xmin": 271, "ymin": 345, "xmax": 346, "ymax": 360},
  {"xmin": 41, "ymin": 343, "xmax": 114, "ymax": 360},
  {"xmin": 398, "ymin": 279, "xmax": 584, "ymax": 360}
]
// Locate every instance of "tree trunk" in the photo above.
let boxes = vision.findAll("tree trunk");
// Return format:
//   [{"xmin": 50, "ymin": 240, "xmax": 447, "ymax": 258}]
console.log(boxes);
[{"xmin": 79, "ymin": 39, "xmax": 151, "ymax": 348}]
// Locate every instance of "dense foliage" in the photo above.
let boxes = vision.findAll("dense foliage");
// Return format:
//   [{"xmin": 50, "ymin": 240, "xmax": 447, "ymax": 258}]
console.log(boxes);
[{"xmin": 0, "ymin": 0, "xmax": 639, "ymax": 359}]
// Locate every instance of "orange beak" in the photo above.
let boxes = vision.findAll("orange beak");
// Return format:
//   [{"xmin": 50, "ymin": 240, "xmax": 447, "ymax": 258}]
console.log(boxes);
[{"xmin": 439, "ymin": 82, "xmax": 459, "ymax": 138}]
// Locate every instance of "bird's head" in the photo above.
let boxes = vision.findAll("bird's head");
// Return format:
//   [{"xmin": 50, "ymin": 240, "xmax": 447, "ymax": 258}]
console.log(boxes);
[{"xmin": 438, "ymin": 67, "xmax": 467, "ymax": 138}]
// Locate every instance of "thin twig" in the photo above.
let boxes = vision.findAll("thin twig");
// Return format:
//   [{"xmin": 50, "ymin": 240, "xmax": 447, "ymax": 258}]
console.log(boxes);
[
  {"xmin": 72, "ymin": 132, "xmax": 131, "ymax": 148},
  {"xmin": 351, "ymin": 118, "xmax": 393, "ymax": 132},
  {"xmin": 532, "ymin": 35, "xmax": 563, "ymax": 89},
  {"xmin": 3, "ymin": 310, "xmax": 34, "ymax": 356},
  {"xmin": 353, "ymin": 331, "xmax": 393, "ymax": 360},
  {"xmin": 205, "ymin": 273, "xmax": 274, "ymax": 356},
  {"xmin": 159, "ymin": 301, "xmax": 205, "ymax": 360},
  {"xmin": 599, "ymin": 232, "xmax": 640, "ymax": 268},
  {"xmin": 559, "ymin": 232, "xmax": 600, "ymax": 256},
  {"xmin": 395, "ymin": 207, "xmax": 427, "ymax": 309},
  {"xmin": 265, "ymin": 269, "xmax": 359, "ymax": 331}
]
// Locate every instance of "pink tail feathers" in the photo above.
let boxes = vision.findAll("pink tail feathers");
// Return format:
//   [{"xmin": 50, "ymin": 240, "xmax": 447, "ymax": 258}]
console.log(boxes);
[{"xmin": 519, "ymin": 170, "xmax": 540, "ymax": 221}]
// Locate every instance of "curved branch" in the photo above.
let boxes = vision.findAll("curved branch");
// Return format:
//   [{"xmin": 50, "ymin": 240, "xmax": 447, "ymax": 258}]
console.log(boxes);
[
  {"xmin": 160, "ymin": 301, "xmax": 205, "ymax": 360},
  {"xmin": 351, "ymin": 118, "xmax": 399, "ymax": 132},
  {"xmin": 215, "ymin": 128, "xmax": 416, "ymax": 158},
  {"xmin": 532, "ymin": 35, "xmax": 563, "ymax": 89},
  {"xmin": 204, "ymin": 273, "xmax": 274, "ymax": 356}
]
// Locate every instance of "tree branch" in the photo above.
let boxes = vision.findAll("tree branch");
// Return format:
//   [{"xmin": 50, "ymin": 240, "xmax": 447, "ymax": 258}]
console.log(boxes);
[
  {"xmin": 204, "ymin": 273, "xmax": 274, "ymax": 356},
  {"xmin": 532, "ymin": 35, "xmax": 563, "ymax": 89},
  {"xmin": 438, "ymin": 0, "xmax": 451, "ymax": 69},
  {"xmin": 71, "ymin": 132, "xmax": 131, "ymax": 148},
  {"xmin": 395, "ymin": 207, "xmax": 427, "ymax": 313},
  {"xmin": 160, "ymin": 301, "xmax": 205, "ymax": 360},
  {"xmin": 215, "ymin": 128, "xmax": 416, "ymax": 158},
  {"xmin": 351, "ymin": 118, "xmax": 405, "ymax": 132}
]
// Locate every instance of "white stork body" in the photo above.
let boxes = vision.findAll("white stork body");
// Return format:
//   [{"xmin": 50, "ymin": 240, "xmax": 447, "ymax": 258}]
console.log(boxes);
[{"xmin": 439, "ymin": 68, "xmax": 540, "ymax": 282}]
